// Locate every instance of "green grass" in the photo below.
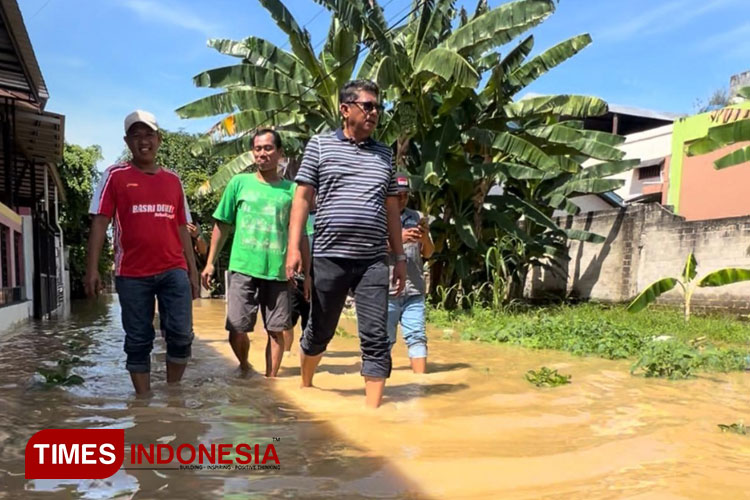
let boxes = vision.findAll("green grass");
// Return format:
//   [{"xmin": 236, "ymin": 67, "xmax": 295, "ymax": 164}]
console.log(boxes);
[{"xmin": 428, "ymin": 303, "xmax": 750, "ymax": 377}]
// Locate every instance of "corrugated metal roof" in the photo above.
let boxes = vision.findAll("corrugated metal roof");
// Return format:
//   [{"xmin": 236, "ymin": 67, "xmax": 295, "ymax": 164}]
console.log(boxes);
[{"xmin": 0, "ymin": 0, "xmax": 48, "ymax": 107}]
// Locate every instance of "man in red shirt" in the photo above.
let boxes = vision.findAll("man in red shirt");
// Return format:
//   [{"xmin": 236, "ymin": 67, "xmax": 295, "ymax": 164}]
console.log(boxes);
[{"xmin": 85, "ymin": 110, "xmax": 199, "ymax": 395}]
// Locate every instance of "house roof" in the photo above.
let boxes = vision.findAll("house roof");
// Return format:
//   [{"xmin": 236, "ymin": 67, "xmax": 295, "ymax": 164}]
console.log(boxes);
[
  {"xmin": 607, "ymin": 103, "xmax": 683, "ymax": 122},
  {"xmin": 0, "ymin": 0, "xmax": 48, "ymax": 107}
]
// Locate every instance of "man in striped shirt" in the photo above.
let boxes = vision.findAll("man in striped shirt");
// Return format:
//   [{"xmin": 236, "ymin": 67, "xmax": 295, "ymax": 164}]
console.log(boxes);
[{"xmin": 287, "ymin": 80, "xmax": 406, "ymax": 409}]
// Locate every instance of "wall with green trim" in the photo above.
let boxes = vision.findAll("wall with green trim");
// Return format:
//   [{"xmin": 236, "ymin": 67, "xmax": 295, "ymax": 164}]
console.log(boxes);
[{"xmin": 668, "ymin": 103, "xmax": 750, "ymax": 213}]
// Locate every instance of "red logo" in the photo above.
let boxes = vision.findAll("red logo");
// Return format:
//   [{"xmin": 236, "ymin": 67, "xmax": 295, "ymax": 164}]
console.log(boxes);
[
  {"xmin": 25, "ymin": 429, "xmax": 281, "ymax": 478},
  {"xmin": 25, "ymin": 429, "xmax": 124, "ymax": 479}
]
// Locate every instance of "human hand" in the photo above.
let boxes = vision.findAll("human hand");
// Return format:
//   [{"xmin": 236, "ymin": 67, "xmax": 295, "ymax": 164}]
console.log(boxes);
[
  {"xmin": 84, "ymin": 270, "xmax": 102, "ymax": 298},
  {"xmin": 201, "ymin": 263, "xmax": 215, "ymax": 290},
  {"xmin": 286, "ymin": 248, "xmax": 302, "ymax": 280},
  {"xmin": 391, "ymin": 260, "xmax": 406, "ymax": 296}
]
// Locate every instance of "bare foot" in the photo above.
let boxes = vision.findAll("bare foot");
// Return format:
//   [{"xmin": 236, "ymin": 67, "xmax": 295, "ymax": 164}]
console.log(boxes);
[{"xmin": 236, "ymin": 364, "xmax": 253, "ymax": 378}]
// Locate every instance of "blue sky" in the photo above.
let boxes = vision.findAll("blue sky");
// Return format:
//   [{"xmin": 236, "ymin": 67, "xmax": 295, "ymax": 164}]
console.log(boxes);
[{"xmin": 17, "ymin": 0, "xmax": 750, "ymax": 168}]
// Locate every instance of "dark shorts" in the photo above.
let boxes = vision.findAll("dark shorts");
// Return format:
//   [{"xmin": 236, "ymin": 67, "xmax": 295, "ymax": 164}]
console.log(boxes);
[
  {"xmin": 290, "ymin": 277, "xmax": 310, "ymax": 330},
  {"xmin": 115, "ymin": 268, "xmax": 193, "ymax": 373},
  {"xmin": 226, "ymin": 271, "xmax": 291, "ymax": 333},
  {"xmin": 300, "ymin": 256, "xmax": 391, "ymax": 378}
]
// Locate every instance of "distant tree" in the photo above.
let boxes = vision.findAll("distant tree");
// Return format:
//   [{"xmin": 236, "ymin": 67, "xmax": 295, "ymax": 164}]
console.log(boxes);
[
  {"xmin": 59, "ymin": 144, "xmax": 113, "ymax": 298},
  {"xmin": 694, "ymin": 87, "xmax": 731, "ymax": 113}
]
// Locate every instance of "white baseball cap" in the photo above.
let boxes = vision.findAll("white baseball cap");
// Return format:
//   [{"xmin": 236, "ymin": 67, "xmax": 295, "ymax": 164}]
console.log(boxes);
[{"xmin": 124, "ymin": 110, "xmax": 159, "ymax": 134}]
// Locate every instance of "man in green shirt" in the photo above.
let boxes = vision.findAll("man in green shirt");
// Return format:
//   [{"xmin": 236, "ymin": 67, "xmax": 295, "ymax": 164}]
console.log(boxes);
[{"xmin": 201, "ymin": 129, "xmax": 307, "ymax": 377}]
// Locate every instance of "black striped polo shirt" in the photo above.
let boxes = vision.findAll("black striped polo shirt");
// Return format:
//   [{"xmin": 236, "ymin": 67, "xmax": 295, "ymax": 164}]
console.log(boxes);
[{"xmin": 295, "ymin": 128, "xmax": 397, "ymax": 259}]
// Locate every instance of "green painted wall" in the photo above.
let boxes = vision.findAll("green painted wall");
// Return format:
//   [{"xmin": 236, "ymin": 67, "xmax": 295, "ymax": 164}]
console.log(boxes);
[{"xmin": 669, "ymin": 103, "xmax": 750, "ymax": 213}]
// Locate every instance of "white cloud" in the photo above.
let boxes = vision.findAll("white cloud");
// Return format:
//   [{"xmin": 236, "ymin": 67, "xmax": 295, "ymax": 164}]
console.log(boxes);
[
  {"xmin": 699, "ymin": 21, "xmax": 750, "ymax": 52},
  {"xmin": 120, "ymin": 0, "xmax": 220, "ymax": 36},
  {"xmin": 597, "ymin": 0, "xmax": 742, "ymax": 42}
]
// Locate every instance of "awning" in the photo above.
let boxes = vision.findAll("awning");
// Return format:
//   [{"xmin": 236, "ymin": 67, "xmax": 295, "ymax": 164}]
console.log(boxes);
[{"xmin": 14, "ymin": 102, "xmax": 64, "ymax": 166}]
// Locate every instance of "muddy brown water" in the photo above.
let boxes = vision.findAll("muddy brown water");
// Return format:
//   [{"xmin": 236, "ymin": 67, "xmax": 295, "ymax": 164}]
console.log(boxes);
[{"xmin": 1, "ymin": 297, "xmax": 750, "ymax": 499}]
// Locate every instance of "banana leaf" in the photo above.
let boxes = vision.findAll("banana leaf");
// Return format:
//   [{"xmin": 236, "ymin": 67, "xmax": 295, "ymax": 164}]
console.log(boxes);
[
  {"xmin": 504, "ymin": 95, "xmax": 608, "ymax": 119},
  {"xmin": 442, "ymin": 0, "xmax": 554, "ymax": 57},
  {"xmin": 207, "ymin": 37, "xmax": 314, "ymax": 85},
  {"xmin": 258, "ymin": 0, "xmax": 333, "ymax": 97},
  {"xmin": 526, "ymin": 124, "xmax": 624, "ymax": 161},
  {"xmin": 576, "ymin": 128, "xmax": 627, "ymax": 147},
  {"xmin": 193, "ymin": 64, "xmax": 312, "ymax": 97},
  {"xmin": 627, "ymin": 278, "xmax": 679, "ymax": 313},
  {"xmin": 421, "ymin": 116, "xmax": 460, "ymax": 183},
  {"xmin": 715, "ymin": 146, "xmax": 750, "ymax": 169},
  {"xmin": 487, "ymin": 194, "xmax": 559, "ymax": 232},
  {"xmin": 698, "ymin": 268, "xmax": 750, "ymax": 287},
  {"xmin": 492, "ymin": 132, "xmax": 560, "ymax": 170},
  {"xmin": 509, "ymin": 33, "xmax": 591, "ymax": 88},
  {"xmin": 579, "ymin": 159, "xmax": 639, "ymax": 179},
  {"xmin": 564, "ymin": 229, "xmax": 605, "ymax": 243},
  {"xmin": 481, "ymin": 35, "xmax": 534, "ymax": 98},
  {"xmin": 321, "ymin": 20, "xmax": 359, "ymax": 92},
  {"xmin": 410, "ymin": 0, "xmax": 455, "ymax": 63},
  {"xmin": 190, "ymin": 110, "xmax": 304, "ymax": 154},
  {"xmin": 682, "ymin": 253, "xmax": 697, "ymax": 282},
  {"xmin": 176, "ymin": 90, "xmax": 300, "ymax": 119},
  {"xmin": 455, "ymin": 216, "xmax": 478, "ymax": 248},
  {"xmin": 312, "ymin": 0, "xmax": 365, "ymax": 34},
  {"xmin": 415, "ymin": 48, "xmax": 479, "ymax": 88},
  {"xmin": 198, "ymin": 151, "xmax": 256, "ymax": 196}
]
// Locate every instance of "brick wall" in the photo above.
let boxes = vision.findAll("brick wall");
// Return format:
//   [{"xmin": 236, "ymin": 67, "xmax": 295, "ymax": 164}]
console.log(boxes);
[{"xmin": 527, "ymin": 203, "xmax": 750, "ymax": 312}]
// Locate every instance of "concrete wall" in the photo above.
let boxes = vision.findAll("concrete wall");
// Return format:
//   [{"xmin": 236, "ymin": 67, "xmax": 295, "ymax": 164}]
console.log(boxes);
[
  {"xmin": 528, "ymin": 203, "xmax": 750, "ymax": 311},
  {"xmin": 0, "ymin": 300, "xmax": 33, "ymax": 334}
]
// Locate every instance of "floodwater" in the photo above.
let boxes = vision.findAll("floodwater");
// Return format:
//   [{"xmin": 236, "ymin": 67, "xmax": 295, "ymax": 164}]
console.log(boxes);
[{"xmin": 1, "ymin": 297, "xmax": 750, "ymax": 499}]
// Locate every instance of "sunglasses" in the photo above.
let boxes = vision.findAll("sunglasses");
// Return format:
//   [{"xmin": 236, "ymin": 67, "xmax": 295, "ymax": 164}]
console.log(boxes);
[{"xmin": 346, "ymin": 101, "xmax": 384, "ymax": 114}]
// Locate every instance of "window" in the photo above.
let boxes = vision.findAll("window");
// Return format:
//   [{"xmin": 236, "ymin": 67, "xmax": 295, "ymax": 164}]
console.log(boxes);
[{"xmin": 637, "ymin": 159, "xmax": 664, "ymax": 181}]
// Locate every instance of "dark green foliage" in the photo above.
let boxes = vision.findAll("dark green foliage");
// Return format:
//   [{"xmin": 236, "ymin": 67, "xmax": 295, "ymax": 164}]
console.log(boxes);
[
  {"xmin": 630, "ymin": 340, "xmax": 698, "ymax": 379},
  {"xmin": 525, "ymin": 366, "xmax": 571, "ymax": 387},
  {"xmin": 36, "ymin": 357, "xmax": 85, "ymax": 387},
  {"xmin": 718, "ymin": 422, "xmax": 748, "ymax": 435},
  {"xmin": 59, "ymin": 144, "xmax": 112, "ymax": 298}
]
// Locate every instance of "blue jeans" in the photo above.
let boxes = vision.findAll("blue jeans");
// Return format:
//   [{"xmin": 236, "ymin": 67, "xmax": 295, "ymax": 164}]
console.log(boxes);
[
  {"xmin": 387, "ymin": 294, "xmax": 427, "ymax": 359},
  {"xmin": 115, "ymin": 268, "xmax": 193, "ymax": 373}
]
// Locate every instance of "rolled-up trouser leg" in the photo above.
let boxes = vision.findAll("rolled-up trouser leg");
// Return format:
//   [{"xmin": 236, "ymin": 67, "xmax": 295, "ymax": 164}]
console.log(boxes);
[{"xmin": 353, "ymin": 258, "xmax": 391, "ymax": 378}]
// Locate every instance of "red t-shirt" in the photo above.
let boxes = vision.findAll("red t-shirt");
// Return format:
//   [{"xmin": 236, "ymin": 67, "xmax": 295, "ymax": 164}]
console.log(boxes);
[{"xmin": 89, "ymin": 162, "xmax": 189, "ymax": 277}]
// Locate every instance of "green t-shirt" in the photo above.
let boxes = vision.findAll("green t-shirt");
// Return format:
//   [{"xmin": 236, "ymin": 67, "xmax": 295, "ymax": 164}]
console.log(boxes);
[{"xmin": 213, "ymin": 173, "xmax": 296, "ymax": 281}]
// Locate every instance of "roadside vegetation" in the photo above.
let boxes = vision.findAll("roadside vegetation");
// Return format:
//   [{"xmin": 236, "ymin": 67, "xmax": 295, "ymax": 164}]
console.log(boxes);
[{"xmin": 428, "ymin": 302, "xmax": 750, "ymax": 378}]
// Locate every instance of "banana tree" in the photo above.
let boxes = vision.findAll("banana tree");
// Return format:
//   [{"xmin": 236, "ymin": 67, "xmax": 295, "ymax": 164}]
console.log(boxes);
[
  {"xmin": 686, "ymin": 86, "xmax": 750, "ymax": 169},
  {"xmin": 175, "ymin": 0, "xmax": 391, "ymax": 193},
  {"xmin": 627, "ymin": 253, "xmax": 750, "ymax": 321},
  {"xmin": 355, "ymin": 0, "xmax": 635, "ymax": 300},
  {"xmin": 179, "ymin": 0, "xmax": 635, "ymax": 304}
]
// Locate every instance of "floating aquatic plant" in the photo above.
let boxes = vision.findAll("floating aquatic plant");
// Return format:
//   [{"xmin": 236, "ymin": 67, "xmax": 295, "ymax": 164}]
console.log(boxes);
[{"xmin": 525, "ymin": 367, "xmax": 571, "ymax": 387}]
